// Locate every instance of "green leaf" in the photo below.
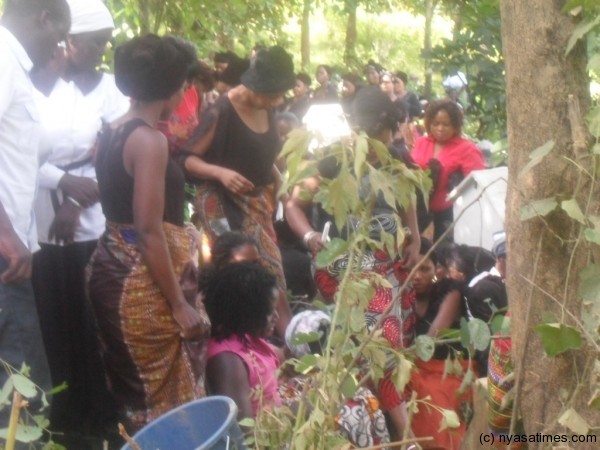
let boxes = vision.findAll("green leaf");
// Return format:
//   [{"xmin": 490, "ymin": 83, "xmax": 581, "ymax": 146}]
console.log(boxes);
[
  {"xmin": 460, "ymin": 318, "xmax": 470, "ymax": 348},
  {"xmin": 294, "ymin": 354, "xmax": 318, "ymax": 374},
  {"xmin": 558, "ymin": 408, "xmax": 591, "ymax": 435},
  {"xmin": 349, "ymin": 308, "xmax": 364, "ymax": 333},
  {"xmin": 468, "ymin": 319, "xmax": 491, "ymax": 351},
  {"xmin": 588, "ymin": 390, "xmax": 600, "ymax": 409},
  {"xmin": 578, "ymin": 265, "xmax": 600, "ymax": 337},
  {"xmin": 565, "ymin": 16, "xmax": 600, "ymax": 56},
  {"xmin": 46, "ymin": 382, "xmax": 68, "ymax": 396},
  {"xmin": 0, "ymin": 424, "xmax": 44, "ymax": 443},
  {"xmin": 42, "ymin": 441, "xmax": 67, "ymax": 450},
  {"xmin": 239, "ymin": 417, "xmax": 256, "ymax": 428},
  {"xmin": 290, "ymin": 331, "xmax": 321, "ymax": 346},
  {"xmin": 457, "ymin": 367, "xmax": 475, "ymax": 395},
  {"xmin": 561, "ymin": 198, "xmax": 586, "ymax": 224},
  {"xmin": 415, "ymin": 335, "xmax": 435, "ymax": 361},
  {"xmin": 315, "ymin": 237, "xmax": 349, "ymax": 268},
  {"xmin": 518, "ymin": 140, "xmax": 554, "ymax": 178},
  {"xmin": 353, "ymin": 134, "xmax": 368, "ymax": 180},
  {"xmin": 340, "ymin": 374, "xmax": 358, "ymax": 398},
  {"xmin": 438, "ymin": 409, "xmax": 461, "ymax": 432},
  {"xmin": 589, "ymin": 106, "xmax": 600, "ymax": 139},
  {"xmin": 11, "ymin": 374, "xmax": 37, "ymax": 399},
  {"xmin": 311, "ymin": 407, "xmax": 325, "ymax": 426},
  {"xmin": 393, "ymin": 354, "xmax": 413, "ymax": 393},
  {"xmin": 0, "ymin": 378, "xmax": 13, "ymax": 409},
  {"xmin": 584, "ymin": 228, "xmax": 600, "ymax": 245},
  {"xmin": 535, "ymin": 323, "xmax": 582, "ymax": 357},
  {"xmin": 491, "ymin": 314, "xmax": 510, "ymax": 336},
  {"xmin": 33, "ymin": 415, "xmax": 50, "ymax": 429},
  {"xmin": 520, "ymin": 197, "xmax": 558, "ymax": 221}
]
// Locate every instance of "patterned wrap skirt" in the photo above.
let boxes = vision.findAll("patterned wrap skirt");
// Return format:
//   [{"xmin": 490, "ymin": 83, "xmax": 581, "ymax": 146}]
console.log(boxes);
[
  {"xmin": 487, "ymin": 336, "xmax": 523, "ymax": 448},
  {"xmin": 194, "ymin": 182, "xmax": 286, "ymax": 292},
  {"xmin": 314, "ymin": 249, "xmax": 416, "ymax": 411},
  {"xmin": 86, "ymin": 222, "xmax": 210, "ymax": 432}
]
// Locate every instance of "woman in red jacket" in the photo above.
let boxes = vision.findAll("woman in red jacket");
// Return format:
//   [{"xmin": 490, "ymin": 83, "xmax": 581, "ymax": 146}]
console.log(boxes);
[{"xmin": 411, "ymin": 99, "xmax": 484, "ymax": 242}]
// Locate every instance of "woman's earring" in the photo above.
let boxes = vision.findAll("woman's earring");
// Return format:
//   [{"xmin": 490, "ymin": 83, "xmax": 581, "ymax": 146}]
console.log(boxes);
[{"xmin": 432, "ymin": 275, "xmax": 438, "ymax": 283}]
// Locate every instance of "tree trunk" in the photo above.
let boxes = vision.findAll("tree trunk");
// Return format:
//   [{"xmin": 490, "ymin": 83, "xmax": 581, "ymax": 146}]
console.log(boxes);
[
  {"xmin": 501, "ymin": 1, "xmax": 599, "ymax": 447},
  {"xmin": 301, "ymin": 0, "xmax": 311, "ymax": 70},
  {"xmin": 344, "ymin": 0, "xmax": 358, "ymax": 69},
  {"xmin": 423, "ymin": 0, "xmax": 436, "ymax": 101}
]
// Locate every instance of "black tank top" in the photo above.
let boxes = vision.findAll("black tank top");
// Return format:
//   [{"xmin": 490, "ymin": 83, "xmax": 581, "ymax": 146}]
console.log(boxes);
[
  {"xmin": 95, "ymin": 118, "xmax": 185, "ymax": 226},
  {"xmin": 192, "ymin": 95, "xmax": 280, "ymax": 187}
]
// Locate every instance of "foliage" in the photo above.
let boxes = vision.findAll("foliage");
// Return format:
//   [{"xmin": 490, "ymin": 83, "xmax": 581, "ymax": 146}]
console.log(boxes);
[
  {"xmin": 0, "ymin": 362, "xmax": 66, "ymax": 449},
  {"xmin": 428, "ymin": 0, "xmax": 505, "ymax": 141},
  {"xmin": 240, "ymin": 128, "xmax": 494, "ymax": 448},
  {"xmin": 106, "ymin": 0, "xmax": 291, "ymax": 55}
]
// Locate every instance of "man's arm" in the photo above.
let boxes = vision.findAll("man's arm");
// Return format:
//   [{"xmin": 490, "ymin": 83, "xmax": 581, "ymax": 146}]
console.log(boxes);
[{"xmin": 0, "ymin": 201, "xmax": 32, "ymax": 283}]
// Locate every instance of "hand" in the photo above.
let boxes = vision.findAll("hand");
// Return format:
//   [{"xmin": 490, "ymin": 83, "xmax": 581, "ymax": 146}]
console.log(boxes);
[
  {"xmin": 218, "ymin": 168, "xmax": 254, "ymax": 195},
  {"xmin": 172, "ymin": 301, "xmax": 208, "ymax": 340},
  {"xmin": 401, "ymin": 239, "xmax": 420, "ymax": 270},
  {"xmin": 0, "ymin": 232, "xmax": 32, "ymax": 284},
  {"xmin": 58, "ymin": 174, "xmax": 99, "ymax": 208},
  {"xmin": 306, "ymin": 231, "xmax": 326, "ymax": 258},
  {"xmin": 48, "ymin": 201, "xmax": 81, "ymax": 245}
]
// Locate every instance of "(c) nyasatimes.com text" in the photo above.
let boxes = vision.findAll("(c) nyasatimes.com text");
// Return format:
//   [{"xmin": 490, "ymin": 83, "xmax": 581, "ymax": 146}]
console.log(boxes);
[{"xmin": 480, "ymin": 433, "xmax": 597, "ymax": 446}]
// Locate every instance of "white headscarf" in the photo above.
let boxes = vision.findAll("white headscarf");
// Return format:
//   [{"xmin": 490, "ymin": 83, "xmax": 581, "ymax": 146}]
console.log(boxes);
[{"xmin": 68, "ymin": 0, "xmax": 114, "ymax": 35}]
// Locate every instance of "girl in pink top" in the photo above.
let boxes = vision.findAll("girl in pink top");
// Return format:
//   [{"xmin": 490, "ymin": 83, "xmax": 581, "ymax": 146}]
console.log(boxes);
[
  {"xmin": 411, "ymin": 99, "xmax": 484, "ymax": 241},
  {"xmin": 203, "ymin": 262, "xmax": 282, "ymax": 419}
]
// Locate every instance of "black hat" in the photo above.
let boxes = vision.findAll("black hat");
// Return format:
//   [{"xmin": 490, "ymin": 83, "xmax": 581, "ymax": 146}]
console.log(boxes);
[{"xmin": 241, "ymin": 46, "xmax": 295, "ymax": 94}]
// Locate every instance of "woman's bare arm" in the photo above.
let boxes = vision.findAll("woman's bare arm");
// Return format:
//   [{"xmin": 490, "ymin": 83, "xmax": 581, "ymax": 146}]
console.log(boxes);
[
  {"xmin": 124, "ymin": 127, "xmax": 204, "ymax": 339},
  {"xmin": 427, "ymin": 289, "xmax": 462, "ymax": 337},
  {"xmin": 207, "ymin": 353, "xmax": 253, "ymax": 420}
]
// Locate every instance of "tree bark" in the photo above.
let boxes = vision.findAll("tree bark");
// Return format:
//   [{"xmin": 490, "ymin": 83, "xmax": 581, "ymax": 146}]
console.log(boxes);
[
  {"xmin": 301, "ymin": 0, "xmax": 311, "ymax": 70},
  {"xmin": 423, "ymin": 0, "xmax": 436, "ymax": 101},
  {"xmin": 344, "ymin": 0, "xmax": 358, "ymax": 69},
  {"xmin": 501, "ymin": 1, "xmax": 599, "ymax": 447}
]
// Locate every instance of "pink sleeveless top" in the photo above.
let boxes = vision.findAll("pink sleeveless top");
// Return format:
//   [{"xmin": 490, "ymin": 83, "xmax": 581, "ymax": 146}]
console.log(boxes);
[{"xmin": 207, "ymin": 334, "xmax": 281, "ymax": 416}]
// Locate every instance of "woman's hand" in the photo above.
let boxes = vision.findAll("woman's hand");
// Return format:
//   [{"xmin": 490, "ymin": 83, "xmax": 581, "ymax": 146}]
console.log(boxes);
[
  {"xmin": 305, "ymin": 231, "xmax": 326, "ymax": 258},
  {"xmin": 401, "ymin": 239, "xmax": 421, "ymax": 270},
  {"xmin": 172, "ymin": 301, "xmax": 207, "ymax": 340},
  {"xmin": 48, "ymin": 201, "xmax": 81, "ymax": 245},
  {"xmin": 218, "ymin": 168, "xmax": 254, "ymax": 194},
  {"xmin": 58, "ymin": 174, "xmax": 99, "ymax": 208}
]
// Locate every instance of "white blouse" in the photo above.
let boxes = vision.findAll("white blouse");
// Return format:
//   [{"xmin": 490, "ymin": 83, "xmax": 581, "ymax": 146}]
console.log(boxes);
[{"xmin": 34, "ymin": 73, "xmax": 129, "ymax": 244}]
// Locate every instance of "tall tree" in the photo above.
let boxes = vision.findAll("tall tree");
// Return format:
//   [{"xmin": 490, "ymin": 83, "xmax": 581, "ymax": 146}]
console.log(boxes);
[
  {"xmin": 301, "ymin": 0, "xmax": 311, "ymax": 69},
  {"xmin": 501, "ymin": 0, "xmax": 600, "ymax": 445}
]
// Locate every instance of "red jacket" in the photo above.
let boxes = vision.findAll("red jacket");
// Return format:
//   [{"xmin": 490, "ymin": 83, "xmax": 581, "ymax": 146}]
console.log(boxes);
[{"xmin": 411, "ymin": 135, "xmax": 484, "ymax": 211}]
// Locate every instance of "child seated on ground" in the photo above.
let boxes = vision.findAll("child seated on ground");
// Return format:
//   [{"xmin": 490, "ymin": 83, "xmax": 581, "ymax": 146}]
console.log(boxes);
[{"xmin": 203, "ymin": 262, "xmax": 282, "ymax": 419}]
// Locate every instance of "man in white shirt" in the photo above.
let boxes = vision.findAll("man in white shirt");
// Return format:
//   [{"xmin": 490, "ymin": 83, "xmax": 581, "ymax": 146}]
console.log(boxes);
[{"xmin": 0, "ymin": 0, "xmax": 70, "ymax": 431}]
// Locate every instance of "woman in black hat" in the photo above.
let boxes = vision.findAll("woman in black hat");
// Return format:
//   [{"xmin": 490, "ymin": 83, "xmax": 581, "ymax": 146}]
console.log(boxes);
[{"xmin": 183, "ymin": 45, "xmax": 294, "ymax": 340}]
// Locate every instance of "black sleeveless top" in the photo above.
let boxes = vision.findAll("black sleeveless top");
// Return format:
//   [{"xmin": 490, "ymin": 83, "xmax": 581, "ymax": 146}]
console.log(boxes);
[
  {"xmin": 187, "ymin": 95, "xmax": 280, "ymax": 187},
  {"xmin": 95, "ymin": 118, "xmax": 185, "ymax": 226}
]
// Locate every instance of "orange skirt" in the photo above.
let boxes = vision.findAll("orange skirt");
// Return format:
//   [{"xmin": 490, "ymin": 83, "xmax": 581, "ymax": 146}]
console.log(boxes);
[{"xmin": 410, "ymin": 358, "xmax": 474, "ymax": 450}]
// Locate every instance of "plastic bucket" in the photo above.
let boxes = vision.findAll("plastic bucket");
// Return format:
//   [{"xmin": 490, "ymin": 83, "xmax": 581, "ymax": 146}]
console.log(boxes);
[{"xmin": 120, "ymin": 396, "xmax": 246, "ymax": 450}]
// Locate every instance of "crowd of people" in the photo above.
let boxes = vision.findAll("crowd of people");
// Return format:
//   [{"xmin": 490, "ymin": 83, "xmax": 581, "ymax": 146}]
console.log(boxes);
[{"xmin": 0, "ymin": 0, "xmax": 510, "ymax": 449}]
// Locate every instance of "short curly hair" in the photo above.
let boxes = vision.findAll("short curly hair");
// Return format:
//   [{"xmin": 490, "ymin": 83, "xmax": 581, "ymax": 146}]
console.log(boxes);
[
  {"xmin": 114, "ymin": 34, "xmax": 188, "ymax": 102},
  {"xmin": 423, "ymin": 99, "xmax": 464, "ymax": 135},
  {"xmin": 203, "ymin": 262, "xmax": 278, "ymax": 341}
]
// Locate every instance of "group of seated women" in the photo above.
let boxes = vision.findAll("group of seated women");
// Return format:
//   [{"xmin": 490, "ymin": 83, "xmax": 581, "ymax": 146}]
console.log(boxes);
[{"xmin": 28, "ymin": 4, "xmax": 499, "ymax": 445}]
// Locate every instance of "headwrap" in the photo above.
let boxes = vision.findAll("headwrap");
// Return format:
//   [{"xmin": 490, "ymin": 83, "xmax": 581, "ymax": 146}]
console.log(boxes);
[
  {"xmin": 285, "ymin": 310, "xmax": 331, "ymax": 358},
  {"xmin": 67, "ymin": 0, "xmax": 114, "ymax": 35}
]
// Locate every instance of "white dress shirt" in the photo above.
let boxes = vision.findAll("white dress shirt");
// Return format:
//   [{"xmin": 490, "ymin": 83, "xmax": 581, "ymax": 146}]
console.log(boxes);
[
  {"xmin": 34, "ymin": 73, "xmax": 129, "ymax": 244},
  {"xmin": 0, "ymin": 26, "xmax": 41, "ymax": 252}
]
